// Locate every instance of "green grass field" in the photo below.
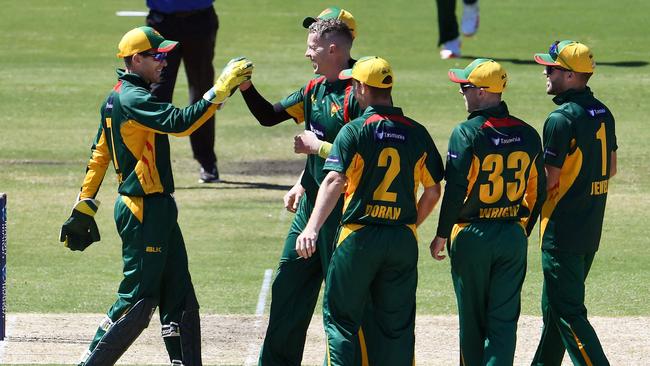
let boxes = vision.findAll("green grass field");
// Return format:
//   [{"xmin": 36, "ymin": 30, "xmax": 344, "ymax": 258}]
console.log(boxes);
[{"xmin": 1, "ymin": 0, "xmax": 649, "ymax": 327}]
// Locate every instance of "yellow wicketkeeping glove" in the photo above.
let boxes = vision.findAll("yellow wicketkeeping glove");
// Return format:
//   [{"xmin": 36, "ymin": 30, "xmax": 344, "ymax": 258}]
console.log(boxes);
[{"xmin": 203, "ymin": 57, "xmax": 254, "ymax": 106}]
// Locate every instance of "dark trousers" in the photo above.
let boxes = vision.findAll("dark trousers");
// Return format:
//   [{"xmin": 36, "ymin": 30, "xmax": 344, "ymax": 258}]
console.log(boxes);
[
  {"xmin": 258, "ymin": 192, "xmax": 343, "ymax": 365},
  {"xmin": 147, "ymin": 7, "xmax": 218, "ymax": 170},
  {"xmin": 449, "ymin": 222, "xmax": 527, "ymax": 366},
  {"xmin": 531, "ymin": 249, "xmax": 609, "ymax": 366},
  {"xmin": 436, "ymin": 0, "xmax": 478, "ymax": 45}
]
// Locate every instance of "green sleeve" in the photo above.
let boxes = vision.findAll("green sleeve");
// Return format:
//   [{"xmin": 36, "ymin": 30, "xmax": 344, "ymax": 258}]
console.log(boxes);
[
  {"xmin": 436, "ymin": 125, "xmax": 474, "ymax": 238},
  {"xmin": 543, "ymin": 112, "xmax": 573, "ymax": 168},
  {"xmin": 121, "ymin": 89, "xmax": 215, "ymax": 134},
  {"xmin": 279, "ymin": 87, "xmax": 306, "ymax": 123},
  {"xmin": 323, "ymin": 122, "xmax": 358, "ymax": 173}
]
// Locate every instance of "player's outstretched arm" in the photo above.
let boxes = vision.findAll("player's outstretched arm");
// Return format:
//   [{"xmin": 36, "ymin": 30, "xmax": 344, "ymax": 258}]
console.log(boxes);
[
  {"xmin": 239, "ymin": 82, "xmax": 294, "ymax": 126},
  {"xmin": 204, "ymin": 57, "xmax": 254, "ymax": 106}
]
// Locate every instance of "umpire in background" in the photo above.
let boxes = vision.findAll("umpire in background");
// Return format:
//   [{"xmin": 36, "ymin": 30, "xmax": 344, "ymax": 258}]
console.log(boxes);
[
  {"xmin": 431, "ymin": 59, "xmax": 546, "ymax": 365},
  {"xmin": 531, "ymin": 40, "xmax": 617, "ymax": 366},
  {"xmin": 58, "ymin": 26, "xmax": 252, "ymax": 365},
  {"xmin": 146, "ymin": 0, "xmax": 221, "ymax": 183}
]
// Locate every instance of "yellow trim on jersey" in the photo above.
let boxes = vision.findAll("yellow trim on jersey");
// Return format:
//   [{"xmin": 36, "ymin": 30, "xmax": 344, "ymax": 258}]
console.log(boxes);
[
  {"xmin": 406, "ymin": 223, "xmax": 418, "ymax": 241},
  {"xmin": 540, "ymin": 147, "xmax": 583, "ymax": 241},
  {"xmin": 466, "ymin": 155, "xmax": 480, "ymax": 198},
  {"xmin": 413, "ymin": 151, "xmax": 437, "ymax": 193},
  {"xmin": 569, "ymin": 325, "xmax": 594, "ymax": 366},
  {"xmin": 521, "ymin": 155, "xmax": 540, "ymax": 229},
  {"xmin": 170, "ymin": 103, "xmax": 218, "ymax": 137},
  {"xmin": 343, "ymin": 153, "xmax": 365, "ymax": 213},
  {"xmin": 326, "ymin": 334, "xmax": 332, "ymax": 366},
  {"xmin": 285, "ymin": 102, "xmax": 305, "ymax": 124},
  {"xmin": 337, "ymin": 223, "xmax": 365, "ymax": 246},
  {"xmin": 450, "ymin": 223, "xmax": 469, "ymax": 244},
  {"xmin": 81, "ymin": 129, "xmax": 111, "ymax": 199},
  {"xmin": 121, "ymin": 195, "xmax": 144, "ymax": 223},
  {"xmin": 121, "ymin": 121, "xmax": 164, "ymax": 194},
  {"xmin": 358, "ymin": 327, "xmax": 369, "ymax": 366}
]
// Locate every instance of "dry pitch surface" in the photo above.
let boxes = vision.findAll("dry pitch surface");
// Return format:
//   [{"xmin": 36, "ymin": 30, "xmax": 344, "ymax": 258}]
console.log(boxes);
[{"xmin": 1, "ymin": 313, "xmax": 649, "ymax": 365}]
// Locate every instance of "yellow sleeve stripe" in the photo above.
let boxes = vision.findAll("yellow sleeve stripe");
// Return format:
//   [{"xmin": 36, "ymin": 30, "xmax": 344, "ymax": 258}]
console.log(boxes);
[
  {"xmin": 540, "ymin": 147, "xmax": 583, "ymax": 240},
  {"xmin": 285, "ymin": 102, "xmax": 305, "ymax": 124},
  {"xmin": 80, "ymin": 130, "xmax": 111, "ymax": 199}
]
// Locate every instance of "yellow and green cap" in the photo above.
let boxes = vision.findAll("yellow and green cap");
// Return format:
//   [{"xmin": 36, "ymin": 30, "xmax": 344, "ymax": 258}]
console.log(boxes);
[
  {"xmin": 302, "ymin": 7, "xmax": 357, "ymax": 39},
  {"xmin": 339, "ymin": 56, "xmax": 393, "ymax": 88},
  {"xmin": 534, "ymin": 40, "xmax": 595, "ymax": 73},
  {"xmin": 448, "ymin": 58, "xmax": 507, "ymax": 93},
  {"xmin": 117, "ymin": 26, "xmax": 178, "ymax": 58}
]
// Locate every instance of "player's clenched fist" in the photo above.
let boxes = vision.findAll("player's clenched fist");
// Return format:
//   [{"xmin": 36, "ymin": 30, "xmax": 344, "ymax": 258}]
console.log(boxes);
[
  {"xmin": 203, "ymin": 56, "xmax": 254, "ymax": 105},
  {"xmin": 296, "ymin": 227, "xmax": 318, "ymax": 259}
]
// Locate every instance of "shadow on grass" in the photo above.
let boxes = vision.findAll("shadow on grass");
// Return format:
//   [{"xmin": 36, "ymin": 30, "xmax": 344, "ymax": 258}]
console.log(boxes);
[
  {"xmin": 459, "ymin": 55, "xmax": 648, "ymax": 68},
  {"xmin": 176, "ymin": 180, "xmax": 293, "ymax": 191}
]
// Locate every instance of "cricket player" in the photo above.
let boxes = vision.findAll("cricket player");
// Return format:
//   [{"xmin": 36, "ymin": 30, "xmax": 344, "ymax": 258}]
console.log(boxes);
[
  {"xmin": 58, "ymin": 26, "xmax": 252, "ymax": 365},
  {"xmin": 530, "ymin": 40, "xmax": 617, "ymax": 366},
  {"xmin": 430, "ymin": 59, "xmax": 546, "ymax": 365},
  {"xmin": 236, "ymin": 10, "xmax": 363, "ymax": 366},
  {"xmin": 296, "ymin": 56, "xmax": 445, "ymax": 366}
]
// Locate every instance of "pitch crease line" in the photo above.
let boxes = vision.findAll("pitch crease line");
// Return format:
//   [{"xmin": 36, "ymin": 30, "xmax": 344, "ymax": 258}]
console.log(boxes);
[{"xmin": 244, "ymin": 268, "xmax": 273, "ymax": 365}]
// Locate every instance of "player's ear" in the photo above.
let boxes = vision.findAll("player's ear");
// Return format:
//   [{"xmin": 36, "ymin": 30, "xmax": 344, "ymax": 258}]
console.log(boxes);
[{"xmin": 328, "ymin": 42, "xmax": 337, "ymax": 55}]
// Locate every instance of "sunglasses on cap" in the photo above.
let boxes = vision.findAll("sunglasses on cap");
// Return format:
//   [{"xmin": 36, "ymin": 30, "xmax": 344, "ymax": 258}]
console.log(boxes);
[
  {"xmin": 544, "ymin": 65, "xmax": 570, "ymax": 75},
  {"xmin": 547, "ymin": 40, "xmax": 573, "ymax": 71},
  {"xmin": 140, "ymin": 51, "xmax": 167, "ymax": 62},
  {"xmin": 459, "ymin": 83, "xmax": 480, "ymax": 94}
]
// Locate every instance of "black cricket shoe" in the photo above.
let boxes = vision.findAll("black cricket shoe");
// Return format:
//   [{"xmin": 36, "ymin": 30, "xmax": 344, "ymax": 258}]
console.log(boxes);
[{"xmin": 199, "ymin": 166, "xmax": 220, "ymax": 183}]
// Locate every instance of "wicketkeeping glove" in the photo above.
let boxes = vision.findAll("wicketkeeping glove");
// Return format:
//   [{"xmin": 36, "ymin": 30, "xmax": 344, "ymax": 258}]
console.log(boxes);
[
  {"xmin": 59, "ymin": 198, "xmax": 101, "ymax": 251},
  {"xmin": 203, "ymin": 57, "xmax": 254, "ymax": 106}
]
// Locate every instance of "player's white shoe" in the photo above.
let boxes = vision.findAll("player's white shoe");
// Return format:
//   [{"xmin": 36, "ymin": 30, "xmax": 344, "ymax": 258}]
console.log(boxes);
[
  {"xmin": 461, "ymin": 3, "xmax": 480, "ymax": 37},
  {"xmin": 440, "ymin": 37, "xmax": 461, "ymax": 59}
]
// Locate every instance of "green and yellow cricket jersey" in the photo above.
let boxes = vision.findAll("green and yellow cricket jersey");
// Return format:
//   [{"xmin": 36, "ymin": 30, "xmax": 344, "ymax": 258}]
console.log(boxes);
[
  {"xmin": 80, "ymin": 69, "xmax": 217, "ymax": 199},
  {"xmin": 323, "ymin": 105, "xmax": 444, "ymax": 226},
  {"xmin": 280, "ymin": 75, "xmax": 360, "ymax": 193},
  {"xmin": 541, "ymin": 87, "xmax": 617, "ymax": 253},
  {"xmin": 436, "ymin": 102, "xmax": 546, "ymax": 239}
]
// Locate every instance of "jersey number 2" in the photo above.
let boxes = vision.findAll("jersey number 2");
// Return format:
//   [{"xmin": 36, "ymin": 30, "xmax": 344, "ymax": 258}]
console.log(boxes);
[{"xmin": 373, "ymin": 147, "xmax": 400, "ymax": 202}]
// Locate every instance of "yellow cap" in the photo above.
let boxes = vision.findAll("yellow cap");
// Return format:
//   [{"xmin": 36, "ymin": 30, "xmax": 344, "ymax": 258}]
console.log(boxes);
[
  {"xmin": 534, "ymin": 40, "xmax": 595, "ymax": 73},
  {"xmin": 117, "ymin": 26, "xmax": 178, "ymax": 58},
  {"xmin": 339, "ymin": 56, "xmax": 393, "ymax": 88},
  {"xmin": 448, "ymin": 58, "xmax": 507, "ymax": 93}
]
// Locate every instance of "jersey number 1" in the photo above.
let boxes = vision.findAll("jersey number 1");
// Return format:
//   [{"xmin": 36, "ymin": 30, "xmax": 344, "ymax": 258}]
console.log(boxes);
[{"xmin": 596, "ymin": 122, "xmax": 607, "ymax": 176}]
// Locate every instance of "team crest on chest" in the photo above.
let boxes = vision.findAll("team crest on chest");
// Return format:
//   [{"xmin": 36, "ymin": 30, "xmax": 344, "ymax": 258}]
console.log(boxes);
[{"xmin": 330, "ymin": 102, "xmax": 341, "ymax": 116}]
